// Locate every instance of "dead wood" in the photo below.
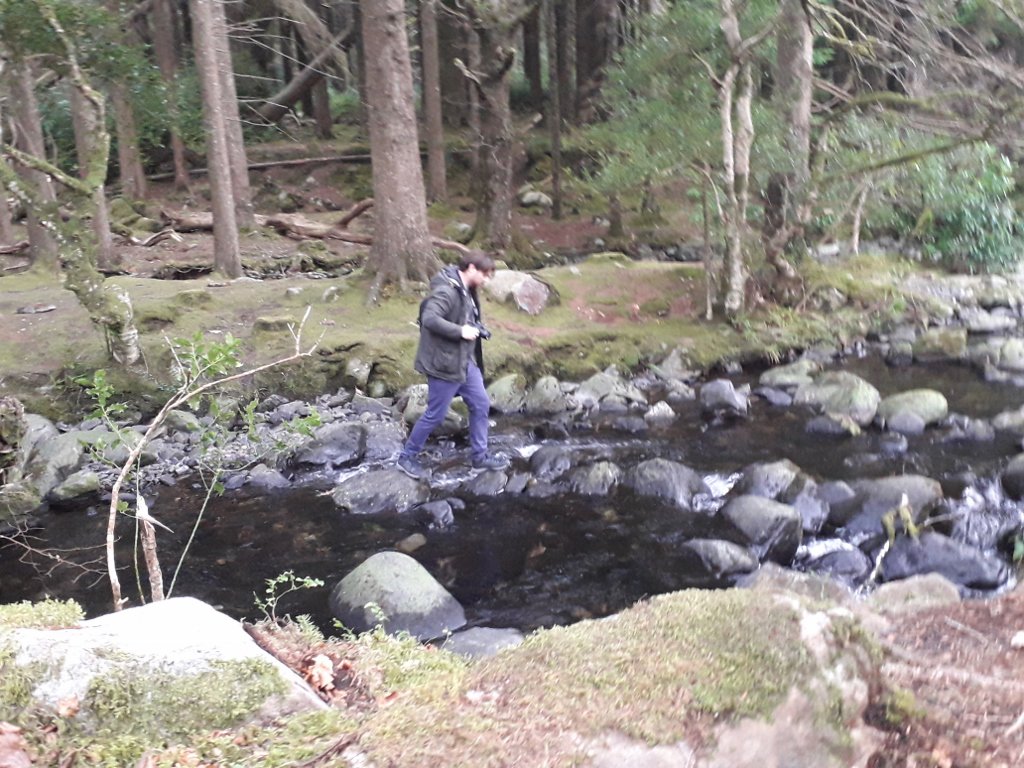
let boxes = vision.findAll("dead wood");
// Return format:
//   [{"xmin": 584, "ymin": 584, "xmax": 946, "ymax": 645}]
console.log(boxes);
[
  {"xmin": 0, "ymin": 241, "xmax": 30, "ymax": 255},
  {"xmin": 336, "ymin": 198, "xmax": 374, "ymax": 228}
]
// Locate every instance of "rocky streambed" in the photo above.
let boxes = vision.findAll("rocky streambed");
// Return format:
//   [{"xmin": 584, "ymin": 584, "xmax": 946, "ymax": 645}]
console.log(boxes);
[{"xmin": 3, "ymin": 301, "xmax": 1024, "ymax": 642}]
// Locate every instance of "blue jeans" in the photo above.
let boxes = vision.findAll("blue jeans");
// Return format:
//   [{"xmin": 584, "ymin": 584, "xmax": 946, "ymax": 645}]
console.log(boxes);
[{"xmin": 402, "ymin": 362, "xmax": 491, "ymax": 461}]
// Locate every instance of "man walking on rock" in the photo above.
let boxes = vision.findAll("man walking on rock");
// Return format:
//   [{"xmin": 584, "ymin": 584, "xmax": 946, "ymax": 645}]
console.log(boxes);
[{"xmin": 397, "ymin": 251, "xmax": 509, "ymax": 479}]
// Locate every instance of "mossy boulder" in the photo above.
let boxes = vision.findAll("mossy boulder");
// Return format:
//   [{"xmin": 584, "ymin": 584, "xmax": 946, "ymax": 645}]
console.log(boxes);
[
  {"xmin": 794, "ymin": 371, "xmax": 880, "ymax": 427},
  {"xmin": 876, "ymin": 389, "xmax": 948, "ymax": 428}
]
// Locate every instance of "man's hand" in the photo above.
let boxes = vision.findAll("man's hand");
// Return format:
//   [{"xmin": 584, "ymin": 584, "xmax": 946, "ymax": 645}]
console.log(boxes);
[{"xmin": 461, "ymin": 324, "xmax": 480, "ymax": 340}]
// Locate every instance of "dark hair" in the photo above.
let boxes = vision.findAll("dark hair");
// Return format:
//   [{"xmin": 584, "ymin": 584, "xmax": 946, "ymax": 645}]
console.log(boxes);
[{"xmin": 458, "ymin": 250, "xmax": 496, "ymax": 274}]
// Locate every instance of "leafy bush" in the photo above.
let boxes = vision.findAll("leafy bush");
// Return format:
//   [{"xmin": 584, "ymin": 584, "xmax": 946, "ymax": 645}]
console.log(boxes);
[{"xmin": 872, "ymin": 142, "xmax": 1024, "ymax": 273}]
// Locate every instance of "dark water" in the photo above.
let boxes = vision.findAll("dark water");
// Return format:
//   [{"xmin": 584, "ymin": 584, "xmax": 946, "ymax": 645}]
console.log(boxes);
[{"xmin": 2, "ymin": 356, "xmax": 1023, "ymax": 632}]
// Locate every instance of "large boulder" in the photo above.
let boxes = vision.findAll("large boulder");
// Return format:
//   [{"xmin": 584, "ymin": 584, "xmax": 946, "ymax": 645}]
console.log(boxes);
[
  {"xmin": 483, "ymin": 270, "xmax": 556, "ymax": 315},
  {"xmin": 1000, "ymin": 453, "xmax": 1024, "ymax": 500},
  {"xmin": 700, "ymin": 379, "xmax": 749, "ymax": 416},
  {"xmin": 569, "ymin": 461, "xmax": 622, "ymax": 496},
  {"xmin": 623, "ymin": 458, "xmax": 710, "ymax": 511},
  {"xmin": 1, "ymin": 598, "xmax": 324, "ymax": 742},
  {"xmin": 331, "ymin": 468, "xmax": 429, "ymax": 514},
  {"xmin": 574, "ymin": 369, "xmax": 647, "ymax": 412},
  {"xmin": 487, "ymin": 373, "xmax": 528, "ymax": 414},
  {"xmin": 794, "ymin": 371, "xmax": 880, "ymax": 427},
  {"xmin": 912, "ymin": 327, "xmax": 967, "ymax": 362},
  {"xmin": 328, "ymin": 551, "xmax": 466, "ymax": 640},
  {"xmin": 759, "ymin": 359, "xmax": 821, "ymax": 389}
]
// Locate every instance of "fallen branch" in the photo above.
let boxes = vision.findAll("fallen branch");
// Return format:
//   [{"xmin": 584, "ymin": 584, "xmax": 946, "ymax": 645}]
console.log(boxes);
[
  {"xmin": 161, "ymin": 208, "xmax": 471, "ymax": 254},
  {"xmin": 0, "ymin": 240, "xmax": 29, "ymax": 255},
  {"xmin": 335, "ymin": 198, "xmax": 374, "ymax": 228}
]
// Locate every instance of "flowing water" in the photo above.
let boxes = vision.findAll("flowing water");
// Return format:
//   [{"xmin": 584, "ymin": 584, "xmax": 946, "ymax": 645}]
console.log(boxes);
[{"xmin": 2, "ymin": 354, "xmax": 1023, "ymax": 633}]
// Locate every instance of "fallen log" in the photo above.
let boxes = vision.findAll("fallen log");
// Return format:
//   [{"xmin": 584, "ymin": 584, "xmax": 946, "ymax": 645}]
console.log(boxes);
[
  {"xmin": 159, "ymin": 209, "xmax": 470, "ymax": 254},
  {"xmin": 0, "ymin": 240, "xmax": 29, "ymax": 255}
]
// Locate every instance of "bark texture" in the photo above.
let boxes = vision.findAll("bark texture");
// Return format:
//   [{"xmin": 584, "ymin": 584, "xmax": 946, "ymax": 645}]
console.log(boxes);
[
  {"xmin": 190, "ymin": 0, "xmax": 242, "ymax": 277},
  {"xmin": 360, "ymin": 0, "xmax": 436, "ymax": 295},
  {"xmin": 422, "ymin": 0, "xmax": 448, "ymax": 201},
  {"xmin": 151, "ymin": 0, "xmax": 191, "ymax": 188}
]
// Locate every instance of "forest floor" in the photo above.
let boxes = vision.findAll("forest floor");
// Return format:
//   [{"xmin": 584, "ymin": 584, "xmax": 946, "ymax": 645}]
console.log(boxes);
[{"xmin": 2, "ymin": 156, "xmax": 1024, "ymax": 766}]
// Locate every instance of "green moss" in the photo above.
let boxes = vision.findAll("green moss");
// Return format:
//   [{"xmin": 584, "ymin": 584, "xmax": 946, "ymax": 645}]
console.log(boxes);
[
  {"xmin": 359, "ymin": 589, "xmax": 811, "ymax": 766},
  {"xmin": 0, "ymin": 644, "xmax": 46, "ymax": 719},
  {"xmin": 84, "ymin": 657, "xmax": 288, "ymax": 742},
  {"xmin": 878, "ymin": 686, "xmax": 926, "ymax": 728},
  {"xmin": 0, "ymin": 599, "xmax": 84, "ymax": 628}
]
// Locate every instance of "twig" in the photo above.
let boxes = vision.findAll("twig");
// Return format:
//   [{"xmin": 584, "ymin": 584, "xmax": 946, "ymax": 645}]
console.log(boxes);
[
  {"xmin": 1005, "ymin": 710, "xmax": 1024, "ymax": 738},
  {"xmin": 942, "ymin": 616, "xmax": 989, "ymax": 645}
]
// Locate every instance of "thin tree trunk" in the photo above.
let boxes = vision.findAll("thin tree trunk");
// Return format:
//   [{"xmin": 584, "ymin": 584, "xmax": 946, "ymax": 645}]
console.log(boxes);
[
  {"xmin": 361, "ymin": 0, "xmax": 437, "ymax": 297},
  {"xmin": 190, "ymin": 0, "xmax": 242, "ymax": 277},
  {"xmin": 0, "ymin": 184, "xmax": 13, "ymax": 243},
  {"xmin": 151, "ymin": 0, "xmax": 190, "ymax": 189},
  {"xmin": 9, "ymin": 62, "xmax": 59, "ymax": 273},
  {"xmin": 211, "ymin": 0, "xmax": 255, "ymax": 229},
  {"xmin": 107, "ymin": 0, "xmax": 147, "ymax": 199},
  {"xmin": 312, "ymin": 79, "xmax": 333, "ymax": 138},
  {"xmin": 522, "ymin": 5, "xmax": 543, "ymax": 112},
  {"xmin": 422, "ymin": 0, "xmax": 448, "ymax": 202},
  {"xmin": 466, "ymin": 20, "xmax": 483, "ymax": 187},
  {"xmin": 439, "ymin": 0, "xmax": 469, "ymax": 127},
  {"xmin": 556, "ymin": 0, "xmax": 576, "ymax": 123},
  {"xmin": 69, "ymin": 86, "xmax": 117, "ymax": 270},
  {"xmin": 575, "ymin": 0, "xmax": 617, "ymax": 121},
  {"xmin": 545, "ymin": 0, "xmax": 563, "ymax": 219}
]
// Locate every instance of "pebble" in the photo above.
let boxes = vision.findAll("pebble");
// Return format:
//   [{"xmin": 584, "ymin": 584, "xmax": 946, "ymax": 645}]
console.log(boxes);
[{"xmin": 1010, "ymin": 630, "xmax": 1024, "ymax": 649}]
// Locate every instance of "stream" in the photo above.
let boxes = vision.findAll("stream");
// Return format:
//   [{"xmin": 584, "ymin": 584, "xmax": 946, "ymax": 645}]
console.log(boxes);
[{"xmin": 2, "ymin": 353, "xmax": 1023, "ymax": 633}]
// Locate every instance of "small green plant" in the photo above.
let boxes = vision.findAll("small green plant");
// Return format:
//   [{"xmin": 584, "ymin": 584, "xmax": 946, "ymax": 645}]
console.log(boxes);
[{"xmin": 254, "ymin": 570, "xmax": 325, "ymax": 625}]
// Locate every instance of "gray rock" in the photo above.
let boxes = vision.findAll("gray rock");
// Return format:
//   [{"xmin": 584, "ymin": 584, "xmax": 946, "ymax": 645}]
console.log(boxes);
[
  {"xmin": 700, "ymin": 379, "xmax": 749, "ymax": 416},
  {"xmin": 247, "ymin": 464, "xmax": 291, "ymax": 490},
  {"xmin": 885, "ymin": 340, "xmax": 914, "ymax": 367},
  {"xmin": 165, "ymin": 409, "xmax": 203, "ymax": 433},
  {"xmin": 529, "ymin": 444, "xmax": 574, "ymax": 480},
  {"xmin": 328, "ymin": 551, "xmax": 466, "ymax": 640},
  {"xmin": 524, "ymin": 376, "xmax": 571, "ymax": 415},
  {"xmin": 798, "ymin": 541, "xmax": 873, "ymax": 586},
  {"xmin": 4, "ymin": 598, "xmax": 325, "ymax": 738},
  {"xmin": 655, "ymin": 348, "xmax": 699, "ymax": 383},
  {"xmin": 288, "ymin": 422, "xmax": 365, "ymax": 468},
  {"xmin": 996, "ymin": 337, "xmax": 1024, "ymax": 373},
  {"xmin": 720, "ymin": 495, "xmax": 802, "ymax": 564},
  {"xmin": 484, "ymin": 270, "xmax": 554, "ymax": 315},
  {"xmin": 575, "ymin": 369, "xmax": 647, "ymax": 411},
  {"xmin": 884, "ymin": 411, "xmax": 926, "ymax": 436},
  {"xmin": 880, "ymin": 532, "xmax": 1008, "ymax": 591},
  {"xmin": 759, "ymin": 359, "xmax": 821, "ymax": 389},
  {"xmin": 868, "ymin": 573, "xmax": 962, "ymax": 614},
  {"xmin": 1001, "ymin": 453, "xmax": 1024, "ymax": 500},
  {"xmin": 682, "ymin": 538, "xmax": 760, "ymax": 582},
  {"xmin": 568, "ymin": 461, "xmax": 622, "ymax": 496},
  {"xmin": 993, "ymin": 405, "xmax": 1024, "ymax": 435},
  {"xmin": 48, "ymin": 469, "xmax": 102, "ymax": 501},
  {"xmin": 439, "ymin": 627, "xmax": 524, "ymax": 659},
  {"xmin": 331, "ymin": 468, "xmax": 429, "ymax": 514},
  {"xmin": 643, "ymin": 401, "xmax": 677, "ymax": 424},
  {"xmin": 794, "ymin": 371, "xmax": 880, "ymax": 427},
  {"xmin": 913, "ymin": 327, "xmax": 967, "ymax": 362},
  {"xmin": 959, "ymin": 306, "xmax": 1018, "ymax": 334},
  {"xmin": 411, "ymin": 499, "xmax": 457, "ymax": 529},
  {"xmin": 623, "ymin": 458, "xmax": 710, "ymax": 511},
  {"xmin": 487, "ymin": 373, "xmax": 528, "ymax": 414},
  {"xmin": 833, "ymin": 475, "xmax": 943, "ymax": 541},
  {"xmin": 663, "ymin": 380, "xmax": 697, "ymax": 403},
  {"xmin": 876, "ymin": 389, "xmax": 948, "ymax": 427},
  {"xmin": 362, "ymin": 420, "xmax": 407, "ymax": 461},
  {"xmin": 733, "ymin": 459, "xmax": 800, "ymax": 500}
]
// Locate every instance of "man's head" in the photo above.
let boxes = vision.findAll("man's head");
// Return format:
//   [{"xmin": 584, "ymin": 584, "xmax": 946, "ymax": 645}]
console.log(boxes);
[{"xmin": 457, "ymin": 250, "xmax": 496, "ymax": 289}]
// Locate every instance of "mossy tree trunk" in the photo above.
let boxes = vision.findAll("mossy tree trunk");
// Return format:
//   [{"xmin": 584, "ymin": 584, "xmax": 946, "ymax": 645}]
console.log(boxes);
[{"xmin": 0, "ymin": 6, "xmax": 141, "ymax": 365}]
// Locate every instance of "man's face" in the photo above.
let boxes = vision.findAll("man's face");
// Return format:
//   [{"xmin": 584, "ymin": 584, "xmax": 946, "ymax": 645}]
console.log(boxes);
[{"xmin": 464, "ymin": 264, "xmax": 494, "ymax": 289}]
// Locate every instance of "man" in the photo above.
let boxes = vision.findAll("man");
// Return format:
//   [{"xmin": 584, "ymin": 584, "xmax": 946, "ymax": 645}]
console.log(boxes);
[{"xmin": 397, "ymin": 251, "xmax": 510, "ymax": 479}]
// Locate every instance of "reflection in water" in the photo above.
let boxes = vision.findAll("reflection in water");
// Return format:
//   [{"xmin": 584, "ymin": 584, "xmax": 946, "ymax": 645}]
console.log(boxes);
[{"xmin": 2, "ymin": 357, "xmax": 1023, "ymax": 632}]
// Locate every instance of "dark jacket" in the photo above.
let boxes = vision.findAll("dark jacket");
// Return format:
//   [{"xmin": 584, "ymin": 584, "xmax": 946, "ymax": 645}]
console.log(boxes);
[{"xmin": 414, "ymin": 266, "xmax": 485, "ymax": 382}]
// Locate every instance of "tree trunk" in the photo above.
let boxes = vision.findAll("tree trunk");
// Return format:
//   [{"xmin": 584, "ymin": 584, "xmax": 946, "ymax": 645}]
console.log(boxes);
[
  {"xmin": 190, "ymin": 0, "xmax": 242, "ymax": 278},
  {"xmin": 421, "ymin": 0, "xmax": 448, "ymax": 202},
  {"xmin": 106, "ymin": 0, "xmax": 147, "ymax": 200},
  {"xmin": 545, "ymin": 0, "xmax": 562, "ymax": 219},
  {"xmin": 720, "ymin": 61, "xmax": 754, "ymax": 317},
  {"xmin": 439, "ymin": 0, "xmax": 469, "ymax": 127},
  {"xmin": 470, "ymin": 24, "xmax": 518, "ymax": 251},
  {"xmin": 69, "ymin": 86, "xmax": 117, "ymax": 271},
  {"xmin": 360, "ymin": 0, "xmax": 437, "ymax": 297},
  {"xmin": 556, "ymin": 0, "xmax": 576, "ymax": 123},
  {"xmin": 8, "ymin": 62, "xmax": 59, "ymax": 273},
  {"xmin": 0, "ymin": 184, "xmax": 13, "ymax": 244},
  {"xmin": 466, "ymin": 20, "xmax": 483, "ymax": 187},
  {"xmin": 151, "ymin": 0, "xmax": 191, "ymax": 189},
  {"xmin": 574, "ymin": 0, "xmax": 616, "ymax": 122},
  {"xmin": 211, "ymin": 0, "xmax": 256, "ymax": 229},
  {"xmin": 312, "ymin": 78, "xmax": 333, "ymax": 138},
  {"xmin": 522, "ymin": 5, "xmax": 543, "ymax": 112}
]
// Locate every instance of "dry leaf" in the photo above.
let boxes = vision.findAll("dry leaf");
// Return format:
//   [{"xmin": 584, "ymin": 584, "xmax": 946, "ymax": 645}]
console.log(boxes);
[
  {"xmin": 56, "ymin": 697, "xmax": 79, "ymax": 718},
  {"xmin": 305, "ymin": 654, "xmax": 335, "ymax": 692}
]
